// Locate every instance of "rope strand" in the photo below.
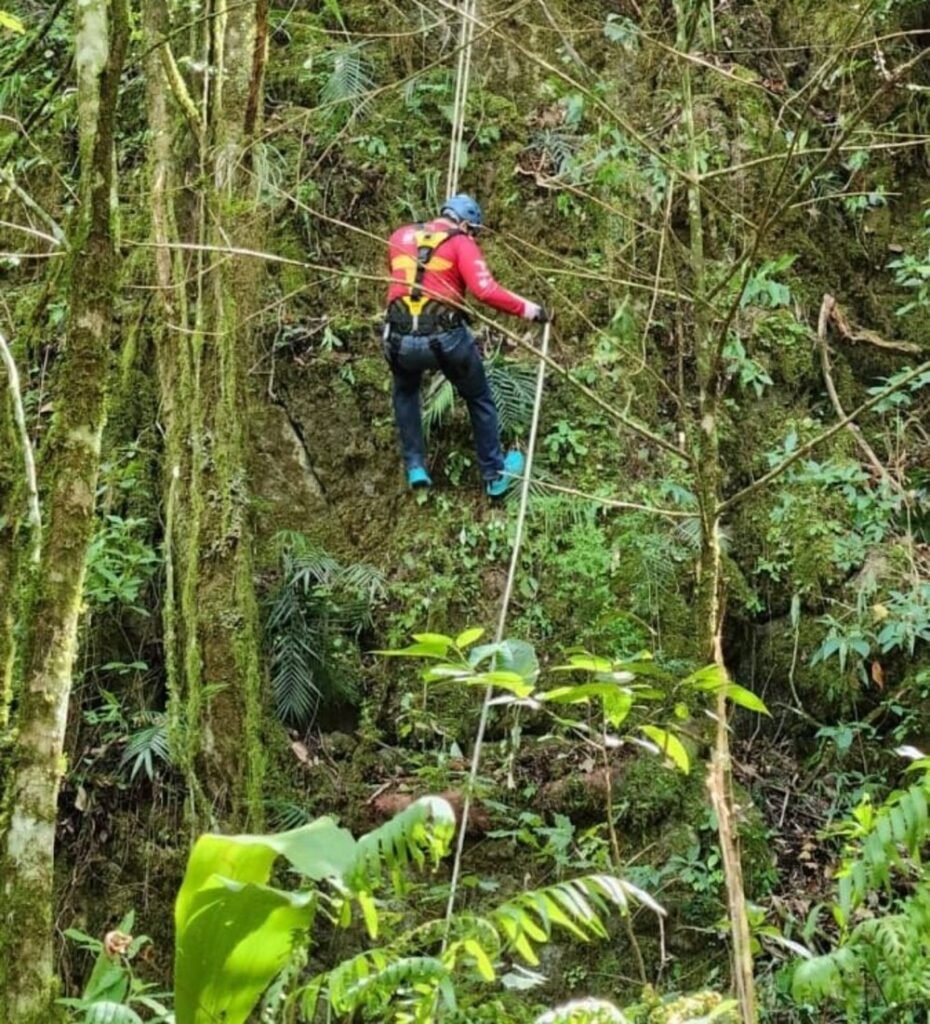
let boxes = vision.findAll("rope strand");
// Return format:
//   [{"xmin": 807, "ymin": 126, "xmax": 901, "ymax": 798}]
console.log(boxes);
[
  {"xmin": 443, "ymin": 320, "xmax": 551, "ymax": 932},
  {"xmin": 445, "ymin": 0, "xmax": 476, "ymax": 197}
]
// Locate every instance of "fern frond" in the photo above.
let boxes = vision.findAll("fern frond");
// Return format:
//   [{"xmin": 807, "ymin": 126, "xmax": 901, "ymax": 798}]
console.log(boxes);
[
  {"xmin": 792, "ymin": 946, "xmax": 863, "ymax": 1004},
  {"xmin": 837, "ymin": 778, "xmax": 930, "ymax": 922},
  {"xmin": 265, "ymin": 799, "xmax": 312, "ymax": 832},
  {"xmin": 271, "ymin": 629, "xmax": 322, "ymax": 726},
  {"xmin": 322, "ymin": 951, "xmax": 455, "ymax": 1019},
  {"xmin": 347, "ymin": 796, "xmax": 456, "ymax": 892},
  {"xmin": 491, "ymin": 875, "xmax": 664, "ymax": 966},
  {"xmin": 487, "ymin": 358, "xmax": 537, "ymax": 436},
  {"xmin": 423, "ymin": 374, "xmax": 456, "ymax": 436},
  {"xmin": 535, "ymin": 998, "xmax": 629, "ymax": 1024},
  {"xmin": 320, "ymin": 43, "xmax": 374, "ymax": 119},
  {"xmin": 530, "ymin": 129, "xmax": 581, "ymax": 178}
]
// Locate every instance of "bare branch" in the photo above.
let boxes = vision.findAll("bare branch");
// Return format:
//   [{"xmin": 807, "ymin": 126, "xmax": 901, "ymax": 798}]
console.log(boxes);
[
  {"xmin": 530, "ymin": 478, "xmax": 695, "ymax": 518},
  {"xmin": 816, "ymin": 294, "xmax": 902, "ymax": 491},
  {"xmin": 0, "ymin": 330, "xmax": 41, "ymax": 563},
  {"xmin": 720, "ymin": 356, "xmax": 930, "ymax": 514},
  {"xmin": 0, "ymin": 168, "xmax": 66, "ymax": 244}
]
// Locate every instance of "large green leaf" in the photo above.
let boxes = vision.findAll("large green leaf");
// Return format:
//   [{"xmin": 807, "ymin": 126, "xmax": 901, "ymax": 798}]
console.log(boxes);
[
  {"xmin": 176, "ymin": 818, "xmax": 355, "ymax": 931},
  {"xmin": 175, "ymin": 879, "xmax": 314, "ymax": 1024},
  {"xmin": 541, "ymin": 683, "xmax": 633, "ymax": 728},
  {"xmin": 640, "ymin": 725, "xmax": 690, "ymax": 774},
  {"xmin": 83, "ymin": 1004, "xmax": 144, "ymax": 1024},
  {"xmin": 174, "ymin": 819, "xmax": 355, "ymax": 1024}
]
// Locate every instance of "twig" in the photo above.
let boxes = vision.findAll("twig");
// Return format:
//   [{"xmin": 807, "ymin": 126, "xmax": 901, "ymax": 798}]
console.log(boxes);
[
  {"xmin": 0, "ymin": 168, "xmax": 66, "ymax": 243},
  {"xmin": 720, "ymin": 356, "xmax": 930, "ymax": 514},
  {"xmin": 0, "ymin": 329, "xmax": 41, "ymax": 563},
  {"xmin": 817, "ymin": 294, "xmax": 903, "ymax": 491},
  {"xmin": 529, "ymin": 478, "xmax": 695, "ymax": 518},
  {"xmin": 827, "ymin": 294, "xmax": 922, "ymax": 355}
]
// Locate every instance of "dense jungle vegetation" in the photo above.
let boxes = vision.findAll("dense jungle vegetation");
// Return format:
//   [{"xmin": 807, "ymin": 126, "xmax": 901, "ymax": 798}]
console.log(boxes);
[{"xmin": 3, "ymin": 0, "xmax": 930, "ymax": 1021}]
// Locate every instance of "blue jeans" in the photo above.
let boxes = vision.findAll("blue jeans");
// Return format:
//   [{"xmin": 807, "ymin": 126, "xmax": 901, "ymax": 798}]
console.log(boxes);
[{"xmin": 384, "ymin": 325, "xmax": 504, "ymax": 481}]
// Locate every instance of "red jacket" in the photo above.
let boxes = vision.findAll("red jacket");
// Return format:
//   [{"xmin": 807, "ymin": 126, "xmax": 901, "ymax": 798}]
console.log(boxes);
[{"xmin": 386, "ymin": 218, "xmax": 534, "ymax": 319}]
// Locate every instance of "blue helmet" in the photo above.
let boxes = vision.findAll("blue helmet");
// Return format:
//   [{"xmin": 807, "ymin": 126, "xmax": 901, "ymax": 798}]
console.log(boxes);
[{"xmin": 441, "ymin": 193, "xmax": 483, "ymax": 229}]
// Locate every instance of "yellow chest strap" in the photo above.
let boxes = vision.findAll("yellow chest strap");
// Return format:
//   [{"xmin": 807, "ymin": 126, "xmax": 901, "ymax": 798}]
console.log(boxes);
[{"xmin": 391, "ymin": 227, "xmax": 461, "ymax": 318}]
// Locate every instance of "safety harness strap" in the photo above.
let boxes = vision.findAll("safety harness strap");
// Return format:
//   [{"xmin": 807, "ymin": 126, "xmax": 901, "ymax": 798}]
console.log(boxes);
[{"xmin": 388, "ymin": 226, "xmax": 464, "ymax": 335}]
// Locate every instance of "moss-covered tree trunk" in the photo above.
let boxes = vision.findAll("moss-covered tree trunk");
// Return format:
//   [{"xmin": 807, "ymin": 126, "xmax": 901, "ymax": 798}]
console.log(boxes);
[
  {"xmin": 679, "ymin": 13, "xmax": 757, "ymax": 1018},
  {"xmin": 0, "ymin": 0, "xmax": 128, "ymax": 1019},
  {"xmin": 145, "ymin": 0, "xmax": 269, "ymax": 826}
]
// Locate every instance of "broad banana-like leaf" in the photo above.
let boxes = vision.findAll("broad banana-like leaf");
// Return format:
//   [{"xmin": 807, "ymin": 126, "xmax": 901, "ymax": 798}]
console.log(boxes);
[
  {"xmin": 174, "ymin": 818, "xmax": 355, "ymax": 1024},
  {"xmin": 175, "ymin": 879, "xmax": 314, "ymax": 1024}
]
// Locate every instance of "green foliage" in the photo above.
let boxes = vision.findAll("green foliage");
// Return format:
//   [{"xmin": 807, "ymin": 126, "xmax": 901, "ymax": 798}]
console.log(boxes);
[
  {"xmin": 168, "ymin": 793, "xmax": 661, "ymax": 1023},
  {"xmin": 382, "ymin": 632, "xmax": 767, "ymax": 775},
  {"xmin": 889, "ymin": 206, "xmax": 930, "ymax": 317},
  {"xmin": 791, "ymin": 767, "xmax": 930, "ymax": 1018},
  {"xmin": 543, "ymin": 419, "xmax": 590, "ymax": 465},
  {"xmin": 265, "ymin": 531, "xmax": 385, "ymax": 728},
  {"xmin": 60, "ymin": 912, "xmax": 172, "ymax": 1023},
  {"xmin": 173, "ymin": 799, "xmax": 454, "ymax": 1024},
  {"xmin": 83, "ymin": 446, "xmax": 160, "ymax": 614},
  {"xmin": 84, "ymin": 516, "xmax": 159, "ymax": 613},
  {"xmin": 300, "ymin": 872, "xmax": 662, "ymax": 1022}
]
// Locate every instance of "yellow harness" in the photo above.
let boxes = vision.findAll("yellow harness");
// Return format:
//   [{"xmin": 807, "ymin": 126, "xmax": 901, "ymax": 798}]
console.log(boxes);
[{"xmin": 390, "ymin": 226, "xmax": 462, "ymax": 329}]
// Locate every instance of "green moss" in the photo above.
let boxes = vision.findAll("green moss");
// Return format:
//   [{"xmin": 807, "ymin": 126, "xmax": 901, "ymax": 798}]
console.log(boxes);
[{"xmin": 614, "ymin": 756, "xmax": 690, "ymax": 834}]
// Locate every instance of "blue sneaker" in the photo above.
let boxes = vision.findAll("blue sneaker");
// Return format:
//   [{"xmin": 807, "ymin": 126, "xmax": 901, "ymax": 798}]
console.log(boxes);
[
  {"xmin": 486, "ymin": 450, "xmax": 525, "ymax": 498},
  {"xmin": 407, "ymin": 466, "xmax": 432, "ymax": 489}
]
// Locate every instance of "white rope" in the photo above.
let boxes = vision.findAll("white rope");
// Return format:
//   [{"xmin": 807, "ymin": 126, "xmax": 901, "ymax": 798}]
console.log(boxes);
[
  {"xmin": 445, "ymin": 0, "xmax": 477, "ymax": 198},
  {"xmin": 0, "ymin": 329, "xmax": 41, "ymax": 564},
  {"xmin": 438, "ymin": 0, "xmax": 551, "ymax": 937},
  {"xmin": 443, "ymin": 320, "xmax": 551, "ymax": 931}
]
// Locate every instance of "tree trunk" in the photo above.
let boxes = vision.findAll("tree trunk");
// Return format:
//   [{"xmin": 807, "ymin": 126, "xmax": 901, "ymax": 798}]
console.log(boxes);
[
  {"xmin": 680, "ymin": 21, "xmax": 758, "ymax": 1020},
  {"xmin": 0, "ymin": 0, "xmax": 128, "ymax": 1019},
  {"xmin": 145, "ymin": 0, "xmax": 269, "ymax": 827}
]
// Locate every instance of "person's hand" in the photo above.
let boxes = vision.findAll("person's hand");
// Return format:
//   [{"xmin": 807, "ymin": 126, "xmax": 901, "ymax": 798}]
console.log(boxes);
[{"xmin": 523, "ymin": 302, "xmax": 550, "ymax": 323}]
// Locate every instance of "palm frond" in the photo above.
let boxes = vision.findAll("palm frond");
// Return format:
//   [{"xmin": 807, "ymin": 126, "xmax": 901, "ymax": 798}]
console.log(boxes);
[
  {"xmin": 266, "ymin": 533, "xmax": 385, "ymax": 728},
  {"xmin": 347, "ymin": 796, "xmax": 456, "ymax": 892},
  {"xmin": 491, "ymin": 874, "xmax": 664, "ymax": 966},
  {"xmin": 423, "ymin": 374, "xmax": 457, "ymax": 437},
  {"xmin": 337, "ymin": 561, "xmax": 387, "ymax": 604},
  {"xmin": 320, "ymin": 43, "xmax": 374, "ymax": 119},
  {"xmin": 487, "ymin": 358, "xmax": 537, "ymax": 436},
  {"xmin": 120, "ymin": 713, "xmax": 171, "ymax": 782},
  {"xmin": 265, "ymin": 799, "xmax": 312, "ymax": 832},
  {"xmin": 271, "ymin": 628, "xmax": 322, "ymax": 727},
  {"xmin": 313, "ymin": 952, "xmax": 455, "ymax": 1021}
]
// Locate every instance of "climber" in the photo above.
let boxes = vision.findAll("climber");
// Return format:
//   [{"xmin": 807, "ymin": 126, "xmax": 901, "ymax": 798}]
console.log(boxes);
[{"xmin": 383, "ymin": 193, "xmax": 549, "ymax": 496}]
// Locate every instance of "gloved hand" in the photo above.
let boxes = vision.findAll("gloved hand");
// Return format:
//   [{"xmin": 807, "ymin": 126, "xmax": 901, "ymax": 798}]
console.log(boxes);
[{"xmin": 523, "ymin": 302, "xmax": 550, "ymax": 323}]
